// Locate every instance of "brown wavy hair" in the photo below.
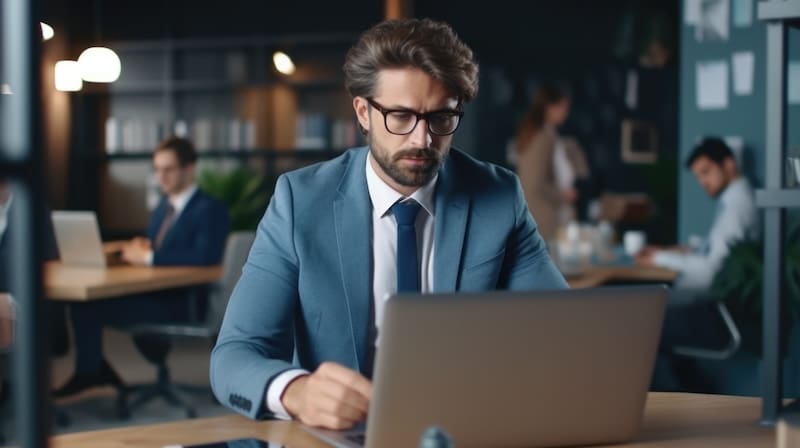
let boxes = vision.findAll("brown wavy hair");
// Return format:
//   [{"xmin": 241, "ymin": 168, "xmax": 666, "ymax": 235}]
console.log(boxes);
[
  {"xmin": 515, "ymin": 83, "xmax": 568, "ymax": 153},
  {"xmin": 343, "ymin": 18, "xmax": 479, "ymax": 104}
]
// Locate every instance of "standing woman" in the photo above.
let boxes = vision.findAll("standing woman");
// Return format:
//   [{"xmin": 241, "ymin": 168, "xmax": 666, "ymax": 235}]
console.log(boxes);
[{"xmin": 515, "ymin": 83, "xmax": 589, "ymax": 243}]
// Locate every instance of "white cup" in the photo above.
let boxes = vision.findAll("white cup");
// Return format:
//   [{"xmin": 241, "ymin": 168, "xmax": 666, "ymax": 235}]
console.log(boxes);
[{"xmin": 623, "ymin": 231, "xmax": 646, "ymax": 257}]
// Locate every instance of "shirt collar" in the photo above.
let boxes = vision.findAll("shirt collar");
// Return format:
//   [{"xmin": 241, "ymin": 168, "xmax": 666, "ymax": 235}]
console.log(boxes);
[
  {"xmin": 365, "ymin": 152, "xmax": 437, "ymax": 218},
  {"xmin": 168, "ymin": 183, "xmax": 198, "ymax": 215},
  {"xmin": 719, "ymin": 177, "xmax": 748, "ymax": 207}
]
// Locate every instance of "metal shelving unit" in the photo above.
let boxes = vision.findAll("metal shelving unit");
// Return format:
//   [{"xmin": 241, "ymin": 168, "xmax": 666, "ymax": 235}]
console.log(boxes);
[
  {"xmin": 1, "ymin": 1, "xmax": 49, "ymax": 446},
  {"xmin": 757, "ymin": 0, "xmax": 800, "ymax": 425}
]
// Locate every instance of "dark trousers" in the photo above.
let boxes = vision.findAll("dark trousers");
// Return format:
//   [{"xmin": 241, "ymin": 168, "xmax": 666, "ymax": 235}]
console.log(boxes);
[{"xmin": 69, "ymin": 289, "xmax": 195, "ymax": 374}]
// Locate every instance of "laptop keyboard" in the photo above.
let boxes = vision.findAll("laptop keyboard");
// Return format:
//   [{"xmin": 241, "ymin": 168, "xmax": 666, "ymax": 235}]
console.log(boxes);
[{"xmin": 345, "ymin": 433, "xmax": 366, "ymax": 445}]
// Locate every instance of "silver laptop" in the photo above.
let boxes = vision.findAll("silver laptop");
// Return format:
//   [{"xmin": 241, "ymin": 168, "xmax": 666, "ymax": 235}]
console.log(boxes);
[
  {"xmin": 306, "ymin": 285, "xmax": 667, "ymax": 448},
  {"xmin": 51, "ymin": 210, "xmax": 111, "ymax": 268}
]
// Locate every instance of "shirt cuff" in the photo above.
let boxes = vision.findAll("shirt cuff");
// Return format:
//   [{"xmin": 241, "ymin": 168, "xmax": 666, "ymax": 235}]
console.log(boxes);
[
  {"xmin": 266, "ymin": 369, "xmax": 310, "ymax": 420},
  {"xmin": 652, "ymin": 251, "xmax": 682, "ymax": 271},
  {"xmin": 145, "ymin": 250, "xmax": 154, "ymax": 266}
]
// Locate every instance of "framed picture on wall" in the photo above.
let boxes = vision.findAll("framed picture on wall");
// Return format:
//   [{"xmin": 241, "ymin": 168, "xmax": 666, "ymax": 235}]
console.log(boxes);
[{"xmin": 621, "ymin": 119, "xmax": 658, "ymax": 164}]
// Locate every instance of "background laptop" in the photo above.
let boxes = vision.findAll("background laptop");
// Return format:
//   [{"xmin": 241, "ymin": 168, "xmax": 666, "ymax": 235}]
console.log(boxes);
[
  {"xmin": 51, "ymin": 210, "xmax": 115, "ymax": 268},
  {"xmin": 306, "ymin": 285, "xmax": 667, "ymax": 448}
]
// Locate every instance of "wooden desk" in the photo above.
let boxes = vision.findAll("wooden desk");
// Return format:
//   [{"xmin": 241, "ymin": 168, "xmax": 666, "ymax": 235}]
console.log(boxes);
[
  {"xmin": 45, "ymin": 262, "xmax": 223, "ymax": 301},
  {"xmin": 566, "ymin": 264, "xmax": 677, "ymax": 289},
  {"xmin": 50, "ymin": 393, "xmax": 775, "ymax": 448}
]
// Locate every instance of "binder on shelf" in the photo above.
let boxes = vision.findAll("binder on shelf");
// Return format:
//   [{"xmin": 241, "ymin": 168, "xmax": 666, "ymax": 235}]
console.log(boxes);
[
  {"xmin": 228, "ymin": 119, "xmax": 242, "ymax": 151},
  {"xmin": 180, "ymin": 117, "xmax": 255, "ymax": 152},
  {"xmin": 243, "ymin": 120, "xmax": 255, "ymax": 151},
  {"xmin": 192, "ymin": 118, "xmax": 213, "ymax": 152},
  {"xmin": 331, "ymin": 118, "xmax": 359, "ymax": 149},
  {"xmin": 105, "ymin": 117, "xmax": 121, "ymax": 154},
  {"xmin": 106, "ymin": 118, "xmax": 165, "ymax": 154},
  {"xmin": 295, "ymin": 112, "xmax": 330, "ymax": 150}
]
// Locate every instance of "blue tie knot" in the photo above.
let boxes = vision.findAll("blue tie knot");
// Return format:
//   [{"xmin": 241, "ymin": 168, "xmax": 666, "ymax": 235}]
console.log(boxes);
[{"xmin": 392, "ymin": 200, "xmax": 421, "ymax": 227}]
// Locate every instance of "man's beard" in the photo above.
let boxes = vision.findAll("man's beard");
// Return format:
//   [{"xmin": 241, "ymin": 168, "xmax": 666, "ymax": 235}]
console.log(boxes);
[{"xmin": 368, "ymin": 134, "xmax": 447, "ymax": 188}]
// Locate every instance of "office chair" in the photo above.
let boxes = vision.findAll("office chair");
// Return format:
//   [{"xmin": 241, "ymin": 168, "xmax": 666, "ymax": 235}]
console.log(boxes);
[
  {"xmin": 117, "ymin": 231, "xmax": 256, "ymax": 419},
  {"xmin": 660, "ymin": 297, "xmax": 742, "ymax": 394},
  {"xmin": 672, "ymin": 301, "xmax": 741, "ymax": 360}
]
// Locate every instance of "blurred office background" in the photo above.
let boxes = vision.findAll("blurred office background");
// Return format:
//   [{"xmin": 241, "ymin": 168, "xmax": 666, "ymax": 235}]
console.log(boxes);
[{"xmin": 2, "ymin": 0, "xmax": 800, "ymax": 441}]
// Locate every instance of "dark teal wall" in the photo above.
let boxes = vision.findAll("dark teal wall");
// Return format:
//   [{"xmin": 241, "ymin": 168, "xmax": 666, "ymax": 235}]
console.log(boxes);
[{"xmin": 678, "ymin": 7, "xmax": 800, "ymax": 242}]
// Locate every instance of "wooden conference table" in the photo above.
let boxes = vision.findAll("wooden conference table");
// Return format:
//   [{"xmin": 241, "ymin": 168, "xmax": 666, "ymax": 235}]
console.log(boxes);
[
  {"xmin": 566, "ymin": 264, "xmax": 677, "ymax": 289},
  {"xmin": 43, "ymin": 260, "xmax": 670, "ymax": 300},
  {"xmin": 45, "ymin": 261, "xmax": 223, "ymax": 301},
  {"xmin": 49, "ymin": 392, "xmax": 778, "ymax": 448}
]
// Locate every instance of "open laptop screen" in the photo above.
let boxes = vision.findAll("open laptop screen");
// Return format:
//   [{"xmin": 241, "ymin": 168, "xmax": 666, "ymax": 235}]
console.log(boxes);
[{"xmin": 51, "ymin": 210, "xmax": 107, "ymax": 268}]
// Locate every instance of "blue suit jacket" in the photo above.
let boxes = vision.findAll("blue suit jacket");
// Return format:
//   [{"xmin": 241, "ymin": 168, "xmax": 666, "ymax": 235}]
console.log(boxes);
[
  {"xmin": 210, "ymin": 147, "xmax": 567, "ymax": 419},
  {"xmin": 147, "ymin": 189, "xmax": 230, "ymax": 266}
]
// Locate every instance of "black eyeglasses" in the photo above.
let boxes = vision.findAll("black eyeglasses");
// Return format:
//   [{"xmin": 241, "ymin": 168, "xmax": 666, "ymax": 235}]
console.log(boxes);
[{"xmin": 366, "ymin": 98, "xmax": 464, "ymax": 136}]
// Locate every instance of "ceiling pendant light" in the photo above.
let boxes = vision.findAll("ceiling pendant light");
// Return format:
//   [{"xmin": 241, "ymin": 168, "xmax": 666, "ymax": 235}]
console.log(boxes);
[
  {"xmin": 77, "ymin": 47, "xmax": 121, "ymax": 83},
  {"xmin": 55, "ymin": 61, "xmax": 83, "ymax": 91},
  {"xmin": 77, "ymin": 0, "xmax": 121, "ymax": 83},
  {"xmin": 272, "ymin": 51, "xmax": 296, "ymax": 75},
  {"xmin": 40, "ymin": 22, "xmax": 54, "ymax": 41}
]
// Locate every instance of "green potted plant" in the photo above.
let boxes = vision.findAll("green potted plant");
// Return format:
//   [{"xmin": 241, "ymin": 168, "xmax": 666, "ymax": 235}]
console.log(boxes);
[
  {"xmin": 711, "ymin": 220, "xmax": 800, "ymax": 354},
  {"xmin": 198, "ymin": 168, "xmax": 273, "ymax": 231}
]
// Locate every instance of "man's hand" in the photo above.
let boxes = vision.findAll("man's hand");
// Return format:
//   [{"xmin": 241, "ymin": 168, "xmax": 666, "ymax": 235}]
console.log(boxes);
[
  {"xmin": 281, "ymin": 362, "xmax": 372, "ymax": 430},
  {"xmin": 634, "ymin": 251, "xmax": 655, "ymax": 266},
  {"xmin": 634, "ymin": 245, "xmax": 660, "ymax": 266},
  {"xmin": 121, "ymin": 237, "xmax": 152, "ymax": 265},
  {"xmin": 635, "ymin": 244, "xmax": 690, "ymax": 266}
]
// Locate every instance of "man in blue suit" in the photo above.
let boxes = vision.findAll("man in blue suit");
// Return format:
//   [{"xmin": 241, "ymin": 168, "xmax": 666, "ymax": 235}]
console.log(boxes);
[
  {"xmin": 55, "ymin": 137, "xmax": 230, "ymax": 397},
  {"xmin": 211, "ymin": 18, "xmax": 567, "ymax": 430}
]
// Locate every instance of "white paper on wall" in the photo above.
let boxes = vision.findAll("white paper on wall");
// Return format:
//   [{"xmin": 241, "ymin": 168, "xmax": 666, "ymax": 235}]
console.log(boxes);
[
  {"xmin": 724, "ymin": 136, "xmax": 745, "ymax": 165},
  {"xmin": 789, "ymin": 61, "xmax": 800, "ymax": 105},
  {"xmin": 733, "ymin": 0, "xmax": 753, "ymax": 27},
  {"xmin": 696, "ymin": 0, "xmax": 730, "ymax": 41},
  {"xmin": 696, "ymin": 60, "xmax": 729, "ymax": 110},
  {"xmin": 732, "ymin": 51, "xmax": 755, "ymax": 95},
  {"xmin": 685, "ymin": 0, "xmax": 702, "ymax": 24}
]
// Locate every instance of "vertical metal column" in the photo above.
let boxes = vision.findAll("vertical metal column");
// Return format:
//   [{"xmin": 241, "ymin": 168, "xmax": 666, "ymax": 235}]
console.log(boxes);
[
  {"xmin": 761, "ymin": 19, "xmax": 788, "ymax": 425},
  {"xmin": 2, "ymin": 0, "xmax": 49, "ymax": 445}
]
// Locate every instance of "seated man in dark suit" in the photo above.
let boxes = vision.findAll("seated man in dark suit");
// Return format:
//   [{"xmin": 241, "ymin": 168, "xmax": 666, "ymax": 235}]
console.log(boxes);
[{"xmin": 54, "ymin": 136, "xmax": 230, "ymax": 397}]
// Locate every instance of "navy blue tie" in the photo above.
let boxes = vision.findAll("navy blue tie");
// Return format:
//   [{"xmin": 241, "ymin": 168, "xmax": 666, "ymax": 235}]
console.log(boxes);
[{"xmin": 392, "ymin": 200, "xmax": 421, "ymax": 293}]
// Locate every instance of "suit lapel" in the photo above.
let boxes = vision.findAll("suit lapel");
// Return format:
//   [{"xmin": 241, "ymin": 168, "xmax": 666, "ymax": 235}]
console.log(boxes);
[
  {"xmin": 433, "ymin": 154, "xmax": 469, "ymax": 292},
  {"xmin": 333, "ymin": 149, "xmax": 372, "ymax": 372}
]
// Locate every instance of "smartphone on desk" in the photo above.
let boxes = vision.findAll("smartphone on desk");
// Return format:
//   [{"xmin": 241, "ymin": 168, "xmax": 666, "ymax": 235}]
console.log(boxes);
[{"xmin": 164, "ymin": 439, "xmax": 281, "ymax": 448}]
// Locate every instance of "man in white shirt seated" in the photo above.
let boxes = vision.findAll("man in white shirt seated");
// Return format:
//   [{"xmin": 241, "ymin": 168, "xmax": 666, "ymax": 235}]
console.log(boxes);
[
  {"xmin": 636, "ymin": 137, "xmax": 758, "ymax": 297},
  {"xmin": 637, "ymin": 137, "xmax": 759, "ymax": 391}
]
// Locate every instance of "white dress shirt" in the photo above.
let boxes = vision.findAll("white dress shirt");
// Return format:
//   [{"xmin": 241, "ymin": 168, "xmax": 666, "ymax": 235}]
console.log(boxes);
[
  {"xmin": 265, "ymin": 153, "xmax": 438, "ymax": 419},
  {"xmin": 145, "ymin": 184, "xmax": 198, "ymax": 265},
  {"xmin": 653, "ymin": 177, "xmax": 758, "ymax": 290}
]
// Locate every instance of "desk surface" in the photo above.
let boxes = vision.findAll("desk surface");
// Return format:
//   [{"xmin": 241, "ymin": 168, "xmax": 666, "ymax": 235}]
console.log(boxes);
[
  {"xmin": 45, "ymin": 262, "xmax": 223, "ymax": 301},
  {"xmin": 566, "ymin": 264, "xmax": 677, "ymax": 289},
  {"xmin": 50, "ymin": 392, "xmax": 775, "ymax": 448}
]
